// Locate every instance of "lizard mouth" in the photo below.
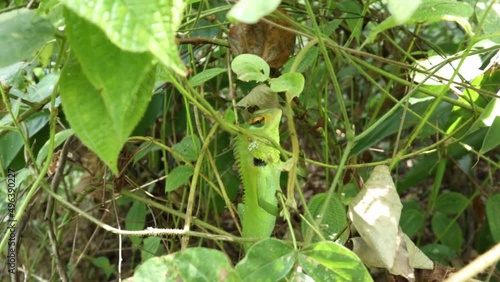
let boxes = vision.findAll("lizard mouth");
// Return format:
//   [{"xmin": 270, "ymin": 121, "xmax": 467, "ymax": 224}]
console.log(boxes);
[{"xmin": 253, "ymin": 158, "xmax": 267, "ymax": 167}]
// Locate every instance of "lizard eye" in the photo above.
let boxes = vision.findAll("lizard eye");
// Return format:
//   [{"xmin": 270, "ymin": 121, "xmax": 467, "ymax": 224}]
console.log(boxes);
[{"xmin": 250, "ymin": 116, "xmax": 265, "ymax": 128}]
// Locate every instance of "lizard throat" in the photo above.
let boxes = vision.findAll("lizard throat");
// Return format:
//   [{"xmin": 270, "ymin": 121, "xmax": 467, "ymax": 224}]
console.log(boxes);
[{"xmin": 253, "ymin": 158, "xmax": 267, "ymax": 167}]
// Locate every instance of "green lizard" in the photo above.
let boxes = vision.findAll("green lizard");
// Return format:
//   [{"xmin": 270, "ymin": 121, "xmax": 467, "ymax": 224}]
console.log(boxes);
[{"xmin": 234, "ymin": 108, "xmax": 282, "ymax": 250}]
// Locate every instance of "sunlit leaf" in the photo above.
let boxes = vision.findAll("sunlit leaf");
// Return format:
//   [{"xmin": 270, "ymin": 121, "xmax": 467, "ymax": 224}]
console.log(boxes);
[
  {"xmin": 270, "ymin": 72, "xmax": 304, "ymax": 102},
  {"xmin": 298, "ymin": 241, "xmax": 372, "ymax": 282},
  {"xmin": 231, "ymin": 54, "xmax": 270, "ymax": 82},
  {"xmin": 61, "ymin": 0, "xmax": 187, "ymax": 75},
  {"xmin": 348, "ymin": 165, "xmax": 402, "ymax": 268},
  {"xmin": 227, "ymin": 0, "xmax": 281, "ymax": 24},
  {"xmin": 231, "ymin": 239, "xmax": 294, "ymax": 281}
]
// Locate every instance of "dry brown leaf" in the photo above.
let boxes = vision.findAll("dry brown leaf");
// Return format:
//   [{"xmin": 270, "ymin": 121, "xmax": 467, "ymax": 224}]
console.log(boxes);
[
  {"xmin": 228, "ymin": 14, "xmax": 295, "ymax": 69},
  {"xmin": 348, "ymin": 165, "xmax": 402, "ymax": 269}
]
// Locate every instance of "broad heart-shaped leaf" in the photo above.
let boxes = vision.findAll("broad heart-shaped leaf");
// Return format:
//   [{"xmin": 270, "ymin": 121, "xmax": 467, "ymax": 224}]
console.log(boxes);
[
  {"xmin": 301, "ymin": 193, "xmax": 348, "ymax": 244},
  {"xmin": 134, "ymin": 248, "xmax": 233, "ymax": 282},
  {"xmin": 400, "ymin": 200, "xmax": 425, "ymax": 238},
  {"xmin": 230, "ymin": 238, "xmax": 294, "ymax": 282},
  {"xmin": 434, "ymin": 192, "xmax": 469, "ymax": 214},
  {"xmin": 348, "ymin": 165, "xmax": 402, "ymax": 269},
  {"xmin": 231, "ymin": 54, "xmax": 270, "ymax": 82},
  {"xmin": 270, "ymin": 72, "xmax": 304, "ymax": 102},
  {"xmin": 59, "ymin": 57, "xmax": 155, "ymax": 173},
  {"xmin": 227, "ymin": 0, "xmax": 281, "ymax": 24},
  {"xmin": 431, "ymin": 213, "xmax": 463, "ymax": 252},
  {"xmin": 297, "ymin": 241, "xmax": 372, "ymax": 282},
  {"xmin": 141, "ymin": 236, "xmax": 161, "ymax": 263},
  {"xmin": 61, "ymin": 0, "xmax": 187, "ymax": 76},
  {"xmin": 65, "ymin": 9, "xmax": 155, "ymax": 137},
  {"xmin": 172, "ymin": 135, "xmax": 201, "ymax": 162},
  {"xmin": 0, "ymin": 9, "xmax": 54, "ymax": 67}
]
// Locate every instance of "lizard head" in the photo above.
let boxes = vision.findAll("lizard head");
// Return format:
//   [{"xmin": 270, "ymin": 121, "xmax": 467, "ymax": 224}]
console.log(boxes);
[{"xmin": 246, "ymin": 108, "xmax": 282, "ymax": 165}]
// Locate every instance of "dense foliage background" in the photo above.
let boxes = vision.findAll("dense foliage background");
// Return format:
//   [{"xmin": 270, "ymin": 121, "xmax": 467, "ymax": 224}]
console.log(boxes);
[{"xmin": 0, "ymin": 0, "xmax": 499, "ymax": 281}]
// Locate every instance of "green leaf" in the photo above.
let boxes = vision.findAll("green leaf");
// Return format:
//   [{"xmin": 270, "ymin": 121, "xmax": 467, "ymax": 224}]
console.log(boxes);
[
  {"xmin": 0, "ymin": 112, "xmax": 49, "ymax": 168},
  {"xmin": 61, "ymin": 0, "xmax": 187, "ymax": 75},
  {"xmin": 172, "ymin": 135, "xmax": 201, "ymax": 162},
  {"xmin": 126, "ymin": 200, "xmax": 147, "ymax": 231},
  {"xmin": 227, "ymin": 0, "xmax": 281, "ymax": 24},
  {"xmin": 231, "ymin": 54, "xmax": 270, "ymax": 82},
  {"xmin": 297, "ymin": 241, "xmax": 372, "ymax": 282},
  {"xmin": 420, "ymin": 243, "xmax": 456, "ymax": 265},
  {"xmin": 431, "ymin": 213, "xmax": 463, "ymax": 252},
  {"xmin": 133, "ymin": 256, "xmax": 176, "ymax": 280},
  {"xmin": 0, "ymin": 9, "xmax": 54, "ymax": 67},
  {"xmin": 25, "ymin": 73, "xmax": 59, "ymax": 103},
  {"xmin": 387, "ymin": 0, "xmax": 422, "ymax": 24},
  {"xmin": 366, "ymin": 0, "xmax": 473, "ymax": 44},
  {"xmin": 134, "ymin": 248, "xmax": 233, "ymax": 281},
  {"xmin": 165, "ymin": 165, "xmax": 194, "ymax": 192},
  {"xmin": 481, "ymin": 117, "xmax": 500, "ymax": 154},
  {"xmin": 486, "ymin": 194, "xmax": 500, "ymax": 242},
  {"xmin": 36, "ymin": 129, "xmax": 75, "ymax": 165},
  {"xmin": 59, "ymin": 49, "xmax": 155, "ymax": 172},
  {"xmin": 475, "ymin": 1, "xmax": 500, "ymax": 43},
  {"xmin": 189, "ymin": 68, "xmax": 227, "ymax": 87},
  {"xmin": 400, "ymin": 200, "xmax": 425, "ymax": 238},
  {"xmin": 301, "ymin": 193, "xmax": 348, "ymax": 244},
  {"xmin": 283, "ymin": 46, "xmax": 319, "ymax": 74},
  {"xmin": 352, "ymin": 98, "xmax": 452, "ymax": 156},
  {"xmin": 270, "ymin": 72, "xmax": 305, "ymax": 102},
  {"xmin": 142, "ymin": 237, "xmax": 161, "ymax": 263},
  {"xmin": 175, "ymin": 248, "xmax": 233, "ymax": 281},
  {"xmin": 231, "ymin": 238, "xmax": 294, "ymax": 282},
  {"xmin": 90, "ymin": 256, "xmax": 114, "ymax": 279},
  {"xmin": 434, "ymin": 192, "xmax": 469, "ymax": 214},
  {"xmin": 65, "ymin": 9, "xmax": 155, "ymax": 138},
  {"xmin": 410, "ymin": 0, "xmax": 473, "ymax": 25}
]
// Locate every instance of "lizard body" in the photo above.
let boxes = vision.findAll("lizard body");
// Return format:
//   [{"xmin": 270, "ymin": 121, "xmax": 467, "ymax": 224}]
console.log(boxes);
[{"xmin": 234, "ymin": 108, "xmax": 282, "ymax": 250}]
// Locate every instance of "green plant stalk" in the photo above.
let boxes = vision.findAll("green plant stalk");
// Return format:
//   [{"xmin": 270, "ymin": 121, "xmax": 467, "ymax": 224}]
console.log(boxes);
[
  {"xmin": 278, "ymin": 192, "xmax": 298, "ymax": 250},
  {"xmin": 400, "ymin": 48, "xmax": 478, "ymax": 156},
  {"xmin": 128, "ymin": 137, "xmax": 225, "ymax": 200},
  {"xmin": 350, "ymin": 56, "xmax": 476, "ymax": 112},
  {"xmin": 0, "ymin": 84, "xmax": 57, "ymax": 254},
  {"xmin": 181, "ymin": 124, "xmax": 218, "ymax": 250},
  {"xmin": 0, "ymin": 87, "xmax": 38, "ymax": 169},
  {"xmin": 303, "ymin": 0, "xmax": 356, "ymax": 242},
  {"xmin": 428, "ymin": 157, "xmax": 448, "ymax": 213},
  {"xmin": 283, "ymin": 99, "xmax": 300, "ymax": 213},
  {"xmin": 205, "ymin": 149, "xmax": 242, "ymax": 234},
  {"xmin": 42, "ymin": 185, "xmax": 238, "ymax": 241},
  {"xmin": 121, "ymin": 190, "xmax": 234, "ymax": 237}
]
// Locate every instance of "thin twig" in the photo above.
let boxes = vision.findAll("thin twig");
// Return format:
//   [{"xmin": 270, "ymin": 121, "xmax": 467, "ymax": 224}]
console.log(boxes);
[{"xmin": 444, "ymin": 242, "xmax": 500, "ymax": 282}]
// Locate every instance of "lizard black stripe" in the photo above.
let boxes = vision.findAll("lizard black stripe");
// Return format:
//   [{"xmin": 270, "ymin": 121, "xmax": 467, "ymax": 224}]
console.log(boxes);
[{"xmin": 253, "ymin": 158, "xmax": 267, "ymax": 167}]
